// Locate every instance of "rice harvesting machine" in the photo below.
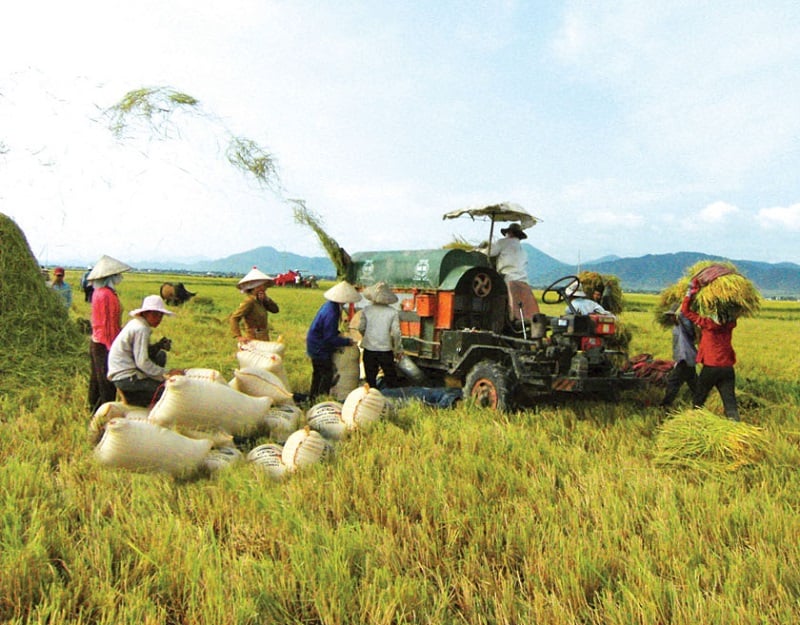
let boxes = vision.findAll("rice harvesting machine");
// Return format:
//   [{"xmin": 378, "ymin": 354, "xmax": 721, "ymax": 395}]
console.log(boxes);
[{"xmin": 347, "ymin": 248, "xmax": 639, "ymax": 410}]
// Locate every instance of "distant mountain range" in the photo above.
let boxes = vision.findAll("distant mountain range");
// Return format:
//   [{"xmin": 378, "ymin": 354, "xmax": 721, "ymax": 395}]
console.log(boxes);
[{"xmin": 134, "ymin": 244, "xmax": 800, "ymax": 298}]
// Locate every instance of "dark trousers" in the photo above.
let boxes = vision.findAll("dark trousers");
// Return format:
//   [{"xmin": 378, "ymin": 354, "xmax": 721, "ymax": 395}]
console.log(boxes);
[
  {"xmin": 363, "ymin": 349, "xmax": 400, "ymax": 389},
  {"xmin": 113, "ymin": 376, "xmax": 163, "ymax": 408},
  {"xmin": 661, "ymin": 360, "xmax": 697, "ymax": 406},
  {"xmin": 309, "ymin": 357, "xmax": 334, "ymax": 401},
  {"xmin": 694, "ymin": 365, "xmax": 739, "ymax": 421},
  {"xmin": 89, "ymin": 341, "xmax": 117, "ymax": 412}
]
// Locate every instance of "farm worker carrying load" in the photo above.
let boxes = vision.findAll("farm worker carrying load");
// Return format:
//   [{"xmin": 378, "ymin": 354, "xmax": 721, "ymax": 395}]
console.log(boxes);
[
  {"xmin": 230, "ymin": 266, "xmax": 280, "ymax": 342},
  {"xmin": 676, "ymin": 261, "xmax": 762, "ymax": 421},
  {"xmin": 108, "ymin": 295, "xmax": 185, "ymax": 407}
]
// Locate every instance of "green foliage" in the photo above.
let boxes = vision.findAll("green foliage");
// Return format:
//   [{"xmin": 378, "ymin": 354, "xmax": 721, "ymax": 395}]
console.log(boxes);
[
  {"xmin": 292, "ymin": 199, "xmax": 351, "ymax": 279},
  {"xmin": 2, "ymin": 271, "xmax": 800, "ymax": 624}
]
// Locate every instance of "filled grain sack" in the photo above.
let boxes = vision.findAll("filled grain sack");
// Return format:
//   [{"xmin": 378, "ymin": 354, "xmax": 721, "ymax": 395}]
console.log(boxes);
[
  {"xmin": 238, "ymin": 337, "xmax": 286, "ymax": 356},
  {"xmin": 342, "ymin": 384, "xmax": 387, "ymax": 431},
  {"xmin": 248, "ymin": 443, "xmax": 289, "ymax": 481},
  {"xmin": 89, "ymin": 401, "xmax": 150, "ymax": 445},
  {"xmin": 148, "ymin": 375, "xmax": 273, "ymax": 437},
  {"xmin": 94, "ymin": 417, "xmax": 212, "ymax": 478},
  {"xmin": 307, "ymin": 401, "xmax": 348, "ymax": 441},
  {"xmin": 202, "ymin": 446, "xmax": 244, "ymax": 474},
  {"xmin": 282, "ymin": 426, "xmax": 333, "ymax": 471},
  {"xmin": 264, "ymin": 404, "xmax": 303, "ymax": 443},
  {"xmin": 235, "ymin": 349, "xmax": 291, "ymax": 390},
  {"xmin": 331, "ymin": 344, "xmax": 360, "ymax": 401},
  {"xmin": 184, "ymin": 368, "xmax": 228, "ymax": 384},
  {"xmin": 229, "ymin": 367, "xmax": 294, "ymax": 405}
]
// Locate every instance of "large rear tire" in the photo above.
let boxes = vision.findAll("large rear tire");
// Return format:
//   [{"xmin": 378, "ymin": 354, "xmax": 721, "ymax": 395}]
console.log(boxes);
[{"xmin": 464, "ymin": 360, "xmax": 514, "ymax": 411}]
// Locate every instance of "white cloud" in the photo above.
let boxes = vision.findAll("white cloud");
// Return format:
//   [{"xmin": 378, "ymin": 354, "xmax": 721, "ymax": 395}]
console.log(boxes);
[
  {"xmin": 698, "ymin": 201, "xmax": 740, "ymax": 224},
  {"xmin": 757, "ymin": 204, "xmax": 800, "ymax": 231}
]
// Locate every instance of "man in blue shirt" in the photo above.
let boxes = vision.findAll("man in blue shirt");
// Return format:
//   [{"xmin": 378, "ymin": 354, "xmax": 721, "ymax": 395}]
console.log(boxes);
[
  {"xmin": 50, "ymin": 267, "xmax": 72, "ymax": 308},
  {"xmin": 660, "ymin": 305, "xmax": 698, "ymax": 407}
]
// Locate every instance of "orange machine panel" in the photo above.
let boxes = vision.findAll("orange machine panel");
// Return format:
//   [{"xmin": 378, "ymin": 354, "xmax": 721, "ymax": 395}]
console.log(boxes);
[
  {"xmin": 416, "ymin": 294, "xmax": 436, "ymax": 317},
  {"xmin": 400, "ymin": 320, "xmax": 421, "ymax": 336},
  {"xmin": 435, "ymin": 292, "xmax": 455, "ymax": 329}
]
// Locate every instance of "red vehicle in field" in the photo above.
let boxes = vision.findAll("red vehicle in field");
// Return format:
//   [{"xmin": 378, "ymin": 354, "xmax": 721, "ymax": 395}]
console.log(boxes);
[{"xmin": 274, "ymin": 270, "xmax": 318, "ymax": 288}]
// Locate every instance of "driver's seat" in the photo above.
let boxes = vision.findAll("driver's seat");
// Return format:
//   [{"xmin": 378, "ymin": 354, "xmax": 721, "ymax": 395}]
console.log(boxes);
[{"xmin": 506, "ymin": 281, "xmax": 539, "ymax": 322}]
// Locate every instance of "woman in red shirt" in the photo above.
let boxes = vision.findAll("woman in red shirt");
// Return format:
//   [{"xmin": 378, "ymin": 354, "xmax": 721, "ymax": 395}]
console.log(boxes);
[{"xmin": 680, "ymin": 281, "xmax": 739, "ymax": 420}]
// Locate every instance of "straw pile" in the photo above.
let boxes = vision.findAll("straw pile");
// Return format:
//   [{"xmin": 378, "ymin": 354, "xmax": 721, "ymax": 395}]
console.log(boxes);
[
  {"xmin": 654, "ymin": 408, "xmax": 768, "ymax": 475},
  {"xmin": 578, "ymin": 271, "xmax": 623, "ymax": 314},
  {"xmin": 0, "ymin": 213, "xmax": 85, "ymax": 393},
  {"xmin": 654, "ymin": 260, "xmax": 762, "ymax": 327}
]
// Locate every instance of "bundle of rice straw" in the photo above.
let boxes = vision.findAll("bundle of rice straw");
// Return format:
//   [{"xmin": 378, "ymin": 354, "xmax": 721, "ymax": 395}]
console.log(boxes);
[
  {"xmin": 654, "ymin": 408, "xmax": 768, "ymax": 475},
  {"xmin": 578, "ymin": 271, "xmax": 624, "ymax": 314},
  {"xmin": 654, "ymin": 260, "xmax": 762, "ymax": 327}
]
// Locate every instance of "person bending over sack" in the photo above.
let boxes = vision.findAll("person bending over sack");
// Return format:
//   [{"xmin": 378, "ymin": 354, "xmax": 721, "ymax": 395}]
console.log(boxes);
[
  {"xmin": 306, "ymin": 281, "xmax": 361, "ymax": 401},
  {"xmin": 108, "ymin": 295, "xmax": 184, "ymax": 407}
]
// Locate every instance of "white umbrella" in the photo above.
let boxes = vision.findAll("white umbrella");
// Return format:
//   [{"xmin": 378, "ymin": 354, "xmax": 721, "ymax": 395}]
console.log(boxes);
[{"xmin": 442, "ymin": 202, "xmax": 540, "ymax": 255}]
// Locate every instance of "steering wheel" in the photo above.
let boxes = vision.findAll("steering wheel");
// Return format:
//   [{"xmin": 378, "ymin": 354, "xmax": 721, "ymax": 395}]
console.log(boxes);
[{"xmin": 541, "ymin": 275, "xmax": 581, "ymax": 307}]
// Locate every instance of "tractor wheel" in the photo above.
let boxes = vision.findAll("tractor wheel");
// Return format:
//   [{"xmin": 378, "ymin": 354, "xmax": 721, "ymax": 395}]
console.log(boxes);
[{"xmin": 464, "ymin": 360, "xmax": 514, "ymax": 411}]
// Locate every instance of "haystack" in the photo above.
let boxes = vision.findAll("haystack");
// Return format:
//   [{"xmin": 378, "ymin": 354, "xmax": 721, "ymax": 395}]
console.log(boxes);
[
  {"xmin": 0, "ymin": 213, "xmax": 85, "ymax": 393},
  {"xmin": 578, "ymin": 271, "xmax": 623, "ymax": 314},
  {"xmin": 654, "ymin": 408, "xmax": 768, "ymax": 475},
  {"xmin": 654, "ymin": 260, "xmax": 762, "ymax": 327}
]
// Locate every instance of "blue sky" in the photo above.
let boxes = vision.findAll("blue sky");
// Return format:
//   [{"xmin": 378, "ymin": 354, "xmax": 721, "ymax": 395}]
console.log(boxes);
[{"xmin": 2, "ymin": 1, "xmax": 800, "ymax": 267}]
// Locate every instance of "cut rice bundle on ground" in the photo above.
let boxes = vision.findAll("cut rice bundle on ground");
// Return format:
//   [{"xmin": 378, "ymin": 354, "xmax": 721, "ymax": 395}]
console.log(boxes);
[{"xmin": 654, "ymin": 408, "xmax": 769, "ymax": 475}]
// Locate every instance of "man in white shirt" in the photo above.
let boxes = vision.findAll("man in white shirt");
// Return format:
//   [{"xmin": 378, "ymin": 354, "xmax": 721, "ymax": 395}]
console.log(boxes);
[
  {"xmin": 565, "ymin": 284, "xmax": 614, "ymax": 316},
  {"xmin": 483, "ymin": 222, "xmax": 539, "ymax": 323},
  {"xmin": 108, "ymin": 295, "xmax": 184, "ymax": 406}
]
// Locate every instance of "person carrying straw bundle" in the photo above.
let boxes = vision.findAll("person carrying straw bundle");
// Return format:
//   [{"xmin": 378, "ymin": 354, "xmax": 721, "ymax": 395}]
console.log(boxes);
[{"xmin": 677, "ymin": 261, "xmax": 762, "ymax": 421}]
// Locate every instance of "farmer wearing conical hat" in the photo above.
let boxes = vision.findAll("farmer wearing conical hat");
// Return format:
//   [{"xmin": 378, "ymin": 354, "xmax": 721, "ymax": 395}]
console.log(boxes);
[
  {"xmin": 358, "ymin": 282, "xmax": 402, "ymax": 389},
  {"xmin": 107, "ymin": 295, "xmax": 184, "ymax": 407},
  {"xmin": 230, "ymin": 266, "xmax": 280, "ymax": 342},
  {"xmin": 306, "ymin": 281, "xmax": 362, "ymax": 401},
  {"xmin": 87, "ymin": 255, "xmax": 132, "ymax": 411}
]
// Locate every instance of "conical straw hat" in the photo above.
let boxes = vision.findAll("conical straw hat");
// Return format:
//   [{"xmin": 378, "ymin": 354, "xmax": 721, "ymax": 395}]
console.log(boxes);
[
  {"xmin": 238, "ymin": 266, "xmax": 275, "ymax": 292},
  {"xmin": 324, "ymin": 281, "xmax": 362, "ymax": 304},
  {"xmin": 363, "ymin": 282, "xmax": 398, "ymax": 305},
  {"xmin": 86, "ymin": 255, "xmax": 132, "ymax": 280}
]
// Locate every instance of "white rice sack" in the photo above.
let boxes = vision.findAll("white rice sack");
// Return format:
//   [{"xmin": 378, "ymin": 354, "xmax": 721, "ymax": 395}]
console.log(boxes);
[
  {"xmin": 264, "ymin": 404, "xmax": 302, "ymax": 443},
  {"xmin": 89, "ymin": 401, "xmax": 150, "ymax": 445},
  {"xmin": 148, "ymin": 375, "xmax": 273, "ymax": 437},
  {"xmin": 239, "ymin": 337, "xmax": 286, "ymax": 356},
  {"xmin": 342, "ymin": 384, "xmax": 387, "ymax": 431},
  {"xmin": 307, "ymin": 401, "xmax": 348, "ymax": 441},
  {"xmin": 229, "ymin": 368, "xmax": 294, "ymax": 404},
  {"xmin": 94, "ymin": 418, "xmax": 212, "ymax": 478},
  {"xmin": 203, "ymin": 446, "xmax": 244, "ymax": 474},
  {"xmin": 184, "ymin": 368, "xmax": 228, "ymax": 384},
  {"xmin": 282, "ymin": 426, "xmax": 333, "ymax": 471},
  {"xmin": 247, "ymin": 443, "xmax": 289, "ymax": 481},
  {"xmin": 331, "ymin": 344, "xmax": 360, "ymax": 401},
  {"xmin": 179, "ymin": 428, "xmax": 235, "ymax": 448},
  {"xmin": 235, "ymin": 350, "xmax": 291, "ymax": 391}
]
